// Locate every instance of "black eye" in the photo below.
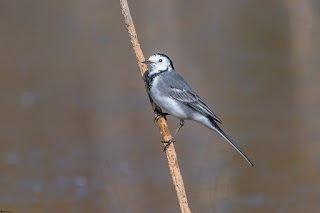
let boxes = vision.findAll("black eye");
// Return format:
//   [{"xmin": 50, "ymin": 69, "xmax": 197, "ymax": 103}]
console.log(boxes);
[{"xmin": 159, "ymin": 59, "xmax": 162, "ymax": 62}]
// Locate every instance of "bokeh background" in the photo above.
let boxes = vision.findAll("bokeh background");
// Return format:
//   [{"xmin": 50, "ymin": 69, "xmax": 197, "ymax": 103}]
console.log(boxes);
[{"xmin": 1, "ymin": 0, "xmax": 320, "ymax": 212}]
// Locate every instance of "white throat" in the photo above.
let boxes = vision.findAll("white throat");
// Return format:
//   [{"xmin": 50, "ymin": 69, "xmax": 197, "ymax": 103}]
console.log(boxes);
[{"xmin": 149, "ymin": 65, "xmax": 172, "ymax": 76}]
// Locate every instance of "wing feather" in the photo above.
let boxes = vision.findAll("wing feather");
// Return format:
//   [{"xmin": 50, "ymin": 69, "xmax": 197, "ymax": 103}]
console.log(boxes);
[{"xmin": 169, "ymin": 86, "xmax": 222, "ymax": 123}]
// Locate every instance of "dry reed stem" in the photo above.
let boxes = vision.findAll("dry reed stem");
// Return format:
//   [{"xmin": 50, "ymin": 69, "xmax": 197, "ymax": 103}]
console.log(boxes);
[{"xmin": 119, "ymin": 0, "xmax": 191, "ymax": 212}]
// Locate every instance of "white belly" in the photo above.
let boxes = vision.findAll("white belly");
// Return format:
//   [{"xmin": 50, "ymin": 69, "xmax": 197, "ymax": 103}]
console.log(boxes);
[{"xmin": 149, "ymin": 78, "xmax": 189, "ymax": 119}]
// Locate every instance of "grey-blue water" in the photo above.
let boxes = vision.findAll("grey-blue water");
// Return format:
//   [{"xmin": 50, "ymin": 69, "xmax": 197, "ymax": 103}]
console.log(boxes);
[{"xmin": 1, "ymin": 0, "xmax": 320, "ymax": 212}]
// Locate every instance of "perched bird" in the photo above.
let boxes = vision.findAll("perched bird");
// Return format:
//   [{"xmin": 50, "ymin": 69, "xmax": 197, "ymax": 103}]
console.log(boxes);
[{"xmin": 142, "ymin": 53, "xmax": 253, "ymax": 166}]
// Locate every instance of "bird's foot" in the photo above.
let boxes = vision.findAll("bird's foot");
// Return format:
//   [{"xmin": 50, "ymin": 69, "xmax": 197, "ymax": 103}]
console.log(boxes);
[
  {"xmin": 154, "ymin": 111, "xmax": 170, "ymax": 123},
  {"xmin": 161, "ymin": 139, "xmax": 175, "ymax": 152}
]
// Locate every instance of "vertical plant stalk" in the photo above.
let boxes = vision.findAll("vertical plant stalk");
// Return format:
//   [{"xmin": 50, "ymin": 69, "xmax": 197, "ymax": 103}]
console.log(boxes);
[{"xmin": 119, "ymin": 0, "xmax": 191, "ymax": 212}]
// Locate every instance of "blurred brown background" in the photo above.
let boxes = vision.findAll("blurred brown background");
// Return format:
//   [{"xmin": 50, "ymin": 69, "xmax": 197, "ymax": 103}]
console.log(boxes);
[{"xmin": 1, "ymin": 0, "xmax": 320, "ymax": 212}]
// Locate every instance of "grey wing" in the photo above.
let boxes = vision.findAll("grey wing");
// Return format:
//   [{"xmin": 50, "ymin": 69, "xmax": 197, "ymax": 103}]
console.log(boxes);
[{"xmin": 168, "ymin": 85, "xmax": 222, "ymax": 124}]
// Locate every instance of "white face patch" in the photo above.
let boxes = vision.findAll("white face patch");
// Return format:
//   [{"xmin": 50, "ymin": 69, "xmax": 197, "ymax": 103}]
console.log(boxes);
[{"xmin": 148, "ymin": 54, "xmax": 172, "ymax": 75}]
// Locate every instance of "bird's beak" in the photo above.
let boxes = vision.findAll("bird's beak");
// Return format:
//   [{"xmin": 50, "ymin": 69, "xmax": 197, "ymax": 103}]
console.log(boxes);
[{"xmin": 141, "ymin": 60, "xmax": 153, "ymax": 64}]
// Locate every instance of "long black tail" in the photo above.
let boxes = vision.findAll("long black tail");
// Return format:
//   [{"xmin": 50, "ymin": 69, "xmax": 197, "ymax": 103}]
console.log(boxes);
[{"xmin": 209, "ymin": 118, "xmax": 254, "ymax": 166}]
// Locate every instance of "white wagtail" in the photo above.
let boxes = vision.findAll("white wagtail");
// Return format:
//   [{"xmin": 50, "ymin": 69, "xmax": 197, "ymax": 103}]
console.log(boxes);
[{"xmin": 142, "ymin": 53, "xmax": 253, "ymax": 166}]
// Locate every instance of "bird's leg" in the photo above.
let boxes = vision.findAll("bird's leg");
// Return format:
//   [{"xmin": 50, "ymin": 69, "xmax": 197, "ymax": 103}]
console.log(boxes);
[
  {"xmin": 171, "ymin": 120, "xmax": 185, "ymax": 139},
  {"xmin": 162, "ymin": 120, "xmax": 185, "ymax": 151},
  {"xmin": 154, "ymin": 108, "xmax": 170, "ymax": 123}
]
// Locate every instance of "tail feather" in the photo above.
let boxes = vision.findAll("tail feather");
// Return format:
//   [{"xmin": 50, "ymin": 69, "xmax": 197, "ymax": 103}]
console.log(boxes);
[{"xmin": 209, "ymin": 118, "xmax": 254, "ymax": 166}]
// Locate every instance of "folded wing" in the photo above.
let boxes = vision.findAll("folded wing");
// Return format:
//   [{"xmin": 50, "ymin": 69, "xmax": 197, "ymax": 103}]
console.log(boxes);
[{"xmin": 168, "ymin": 86, "xmax": 222, "ymax": 124}]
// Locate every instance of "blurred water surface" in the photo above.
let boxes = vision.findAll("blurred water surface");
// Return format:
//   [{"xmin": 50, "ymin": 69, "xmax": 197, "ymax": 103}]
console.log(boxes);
[{"xmin": 1, "ymin": 0, "xmax": 320, "ymax": 213}]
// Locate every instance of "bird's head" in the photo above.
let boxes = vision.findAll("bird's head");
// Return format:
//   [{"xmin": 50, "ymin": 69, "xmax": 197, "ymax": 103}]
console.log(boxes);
[{"xmin": 142, "ymin": 53, "xmax": 174, "ymax": 74}]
